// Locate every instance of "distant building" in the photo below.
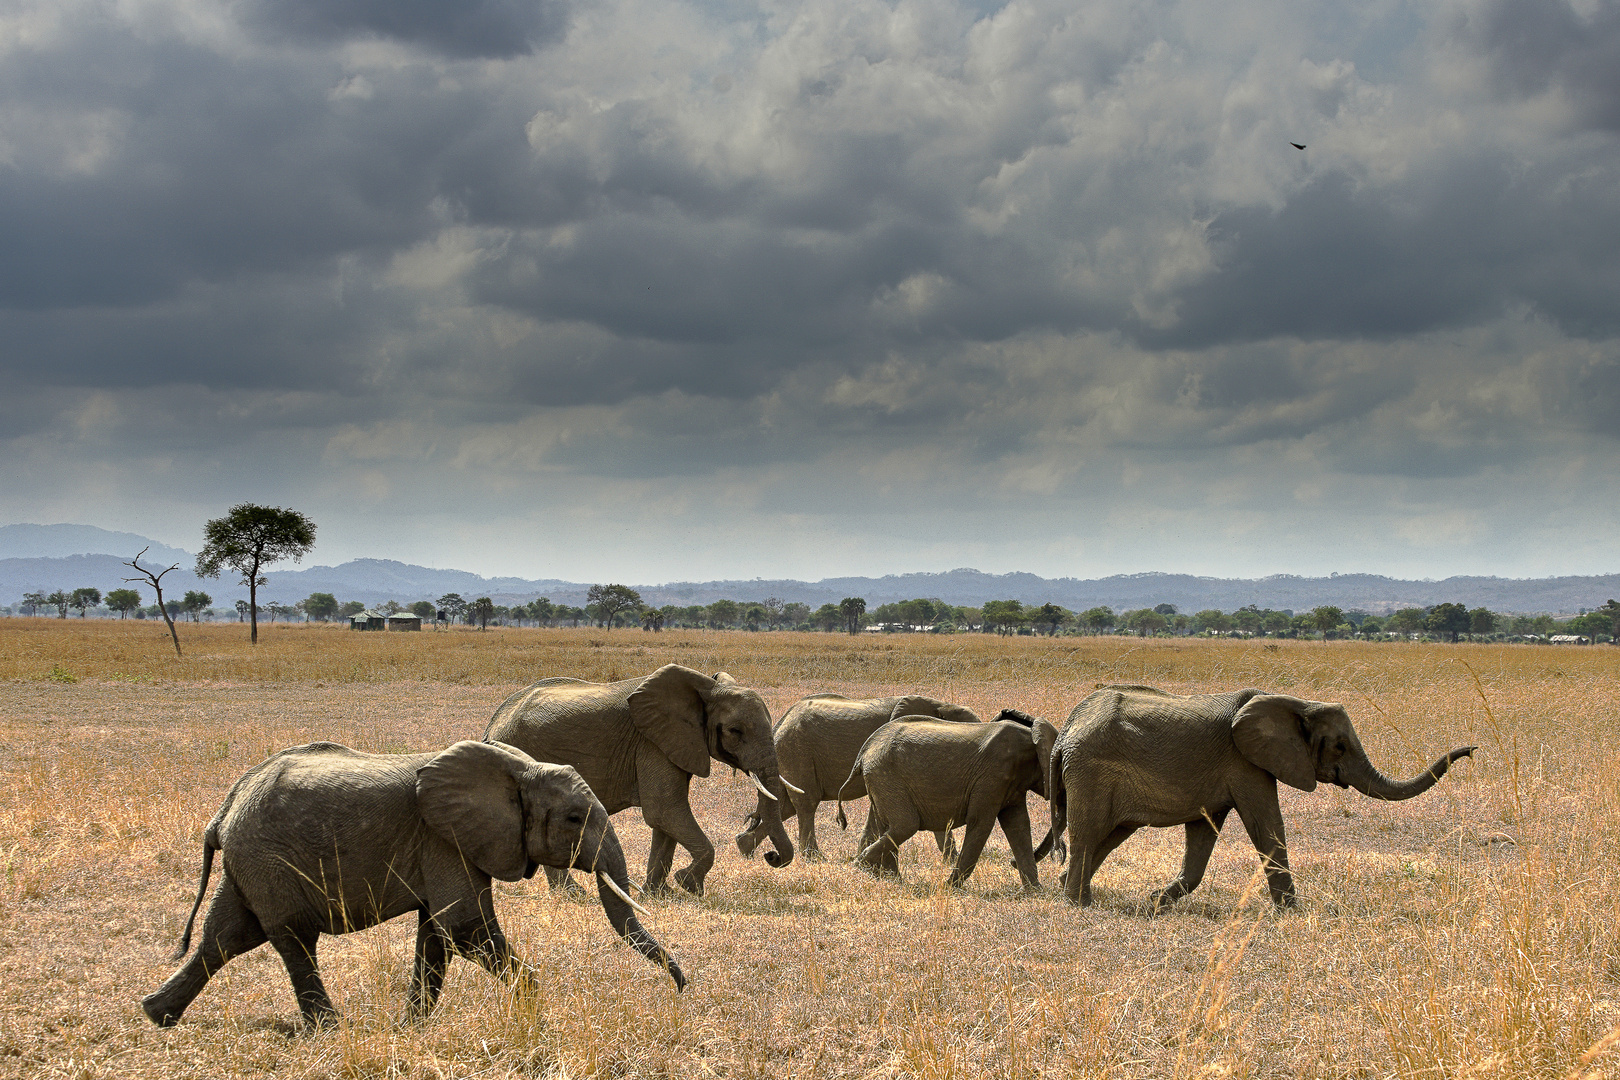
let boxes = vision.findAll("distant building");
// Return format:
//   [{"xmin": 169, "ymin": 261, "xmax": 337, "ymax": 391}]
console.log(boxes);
[
  {"xmin": 385, "ymin": 612, "xmax": 423, "ymax": 632},
  {"xmin": 1548, "ymin": 634, "xmax": 1592, "ymax": 645},
  {"xmin": 349, "ymin": 609, "xmax": 387, "ymax": 631}
]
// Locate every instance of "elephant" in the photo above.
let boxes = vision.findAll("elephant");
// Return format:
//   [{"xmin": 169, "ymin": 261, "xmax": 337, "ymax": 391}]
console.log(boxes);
[
  {"xmin": 484, "ymin": 664, "xmax": 793, "ymax": 897},
  {"xmin": 735, "ymin": 693, "xmax": 983, "ymax": 864},
  {"xmin": 1048, "ymin": 684, "xmax": 1477, "ymax": 909},
  {"xmin": 142, "ymin": 740, "xmax": 684, "ymax": 1029},
  {"xmin": 835, "ymin": 709, "xmax": 1060, "ymax": 888}
]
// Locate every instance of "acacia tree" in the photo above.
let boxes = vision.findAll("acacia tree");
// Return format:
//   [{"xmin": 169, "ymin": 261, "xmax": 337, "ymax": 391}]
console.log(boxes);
[
  {"xmin": 105, "ymin": 588, "xmax": 142, "ymax": 618},
  {"xmin": 124, "ymin": 548, "xmax": 183, "ymax": 657},
  {"xmin": 20, "ymin": 592, "xmax": 46, "ymax": 616},
  {"xmin": 182, "ymin": 590, "xmax": 212, "ymax": 623},
  {"xmin": 69, "ymin": 587, "xmax": 102, "ymax": 617},
  {"xmin": 587, "ymin": 584, "xmax": 642, "ymax": 629},
  {"xmin": 195, "ymin": 504, "xmax": 317, "ymax": 645},
  {"xmin": 304, "ymin": 592, "xmax": 339, "ymax": 622},
  {"xmin": 1310, "ymin": 606, "xmax": 1345, "ymax": 638},
  {"xmin": 46, "ymin": 590, "xmax": 70, "ymax": 618},
  {"xmin": 1427, "ymin": 602, "xmax": 1470, "ymax": 643}
]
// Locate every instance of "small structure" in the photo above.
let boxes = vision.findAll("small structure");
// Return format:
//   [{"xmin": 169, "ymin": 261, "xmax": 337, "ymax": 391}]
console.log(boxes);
[
  {"xmin": 385, "ymin": 612, "xmax": 423, "ymax": 632},
  {"xmin": 1548, "ymin": 634, "xmax": 1592, "ymax": 645},
  {"xmin": 349, "ymin": 609, "xmax": 387, "ymax": 631}
]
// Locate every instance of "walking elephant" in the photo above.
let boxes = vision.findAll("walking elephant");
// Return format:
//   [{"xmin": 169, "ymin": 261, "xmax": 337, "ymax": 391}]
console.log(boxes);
[
  {"xmin": 142, "ymin": 740, "xmax": 684, "ymax": 1029},
  {"xmin": 484, "ymin": 664, "xmax": 794, "ymax": 897},
  {"xmin": 836, "ymin": 709, "xmax": 1059, "ymax": 887},
  {"xmin": 735, "ymin": 693, "xmax": 983, "ymax": 863},
  {"xmin": 1049, "ymin": 685, "xmax": 1477, "ymax": 908}
]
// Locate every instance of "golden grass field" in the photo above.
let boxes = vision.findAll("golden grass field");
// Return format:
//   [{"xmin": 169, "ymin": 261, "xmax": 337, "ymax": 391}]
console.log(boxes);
[{"xmin": 1, "ymin": 619, "xmax": 1617, "ymax": 1078}]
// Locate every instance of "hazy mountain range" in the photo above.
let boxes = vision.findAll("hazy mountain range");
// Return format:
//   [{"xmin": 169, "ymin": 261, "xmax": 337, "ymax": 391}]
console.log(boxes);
[{"xmin": 3, "ymin": 524, "xmax": 1616, "ymax": 616}]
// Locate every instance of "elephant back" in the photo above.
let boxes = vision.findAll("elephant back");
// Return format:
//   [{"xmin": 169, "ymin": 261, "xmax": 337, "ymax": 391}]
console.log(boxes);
[{"xmin": 484, "ymin": 678, "xmax": 640, "ymax": 807}]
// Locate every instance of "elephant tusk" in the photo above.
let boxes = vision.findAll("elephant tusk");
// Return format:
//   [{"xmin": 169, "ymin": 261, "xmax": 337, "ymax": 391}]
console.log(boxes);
[
  {"xmin": 780, "ymin": 777, "xmax": 806, "ymax": 796},
  {"xmin": 598, "ymin": 873, "xmax": 652, "ymax": 918},
  {"xmin": 749, "ymin": 772, "xmax": 778, "ymax": 800}
]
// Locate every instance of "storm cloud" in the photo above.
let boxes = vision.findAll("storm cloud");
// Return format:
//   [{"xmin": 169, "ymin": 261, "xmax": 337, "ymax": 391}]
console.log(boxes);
[{"xmin": 1, "ymin": 0, "xmax": 1616, "ymax": 582}]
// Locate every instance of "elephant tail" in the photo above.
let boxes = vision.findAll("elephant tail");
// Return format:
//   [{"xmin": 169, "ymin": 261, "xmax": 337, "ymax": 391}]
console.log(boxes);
[
  {"xmin": 1047, "ymin": 742, "xmax": 1067, "ymax": 863},
  {"xmin": 173, "ymin": 825, "xmax": 220, "ymax": 961},
  {"xmin": 834, "ymin": 760, "xmax": 863, "ymax": 831}
]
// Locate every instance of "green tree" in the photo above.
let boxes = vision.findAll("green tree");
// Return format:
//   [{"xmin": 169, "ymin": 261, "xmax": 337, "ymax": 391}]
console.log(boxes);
[
  {"xmin": 1122, "ymin": 608, "xmax": 1168, "ymax": 636},
  {"xmin": 337, "ymin": 600, "xmax": 365, "ymax": 619},
  {"xmin": 586, "ymin": 584, "xmax": 642, "ymax": 629},
  {"xmin": 303, "ymin": 592, "xmax": 339, "ymax": 621},
  {"xmin": 470, "ymin": 596, "xmax": 495, "ymax": 630},
  {"xmin": 436, "ymin": 594, "xmax": 467, "ymax": 623},
  {"xmin": 528, "ymin": 597, "xmax": 555, "ymax": 626},
  {"xmin": 409, "ymin": 600, "xmax": 436, "ymax": 621},
  {"xmin": 742, "ymin": 603, "xmax": 767, "ymax": 631},
  {"xmin": 1153, "ymin": 603, "xmax": 1177, "ymax": 616},
  {"xmin": 380, "ymin": 600, "xmax": 402, "ymax": 616},
  {"xmin": 782, "ymin": 602, "xmax": 811, "ymax": 628},
  {"xmin": 1230, "ymin": 606, "xmax": 1261, "ymax": 634},
  {"xmin": 46, "ymin": 590, "xmax": 70, "ymax": 618},
  {"xmin": 105, "ymin": 588, "xmax": 142, "ymax": 619},
  {"xmin": 20, "ymin": 591, "xmax": 47, "ymax": 616},
  {"xmin": 982, "ymin": 599, "xmax": 1026, "ymax": 635},
  {"xmin": 1468, "ymin": 607, "xmax": 1497, "ymax": 638},
  {"xmin": 1599, "ymin": 599, "xmax": 1620, "ymax": 640},
  {"xmin": 1359, "ymin": 615, "xmax": 1386, "ymax": 636},
  {"xmin": 1081, "ymin": 606, "xmax": 1116, "ymax": 634},
  {"xmin": 195, "ymin": 504, "xmax": 317, "ymax": 645},
  {"xmin": 1309, "ymin": 606, "xmax": 1344, "ymax": 638},
  {"xmin": 1035, "ymin": 602, "xmax": 1071, "ymax": 635},
  {"xmin": 812, "ymin": 603, "xmax": 842, "ymax": 631},
  {"xmin": 839, "ymin": 597, "xmax": 867, "ymax": 635},
  {"xmin": 1427, "ymin": 602, "xmax": 1470, "ymax": 643},
  {"xmin": 1193, "ymin": 609, "xmax": 1232, "ymax": 633},
  {"xmin": 181, "ymin": 590, "xmax": 212, "ymax": 623},
  {"xmin": 69, "ymin": 587, "xmax": 102, "ymax": 617},
  {"xmin": 1389, "ymin": 608, "xmax": 1428, "ymax": 636}
]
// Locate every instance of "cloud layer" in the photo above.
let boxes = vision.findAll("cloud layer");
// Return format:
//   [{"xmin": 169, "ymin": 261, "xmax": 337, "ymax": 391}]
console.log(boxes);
[{"xmin": 2, "ymin": 0, "xmax": 1617, "ymax": 580}]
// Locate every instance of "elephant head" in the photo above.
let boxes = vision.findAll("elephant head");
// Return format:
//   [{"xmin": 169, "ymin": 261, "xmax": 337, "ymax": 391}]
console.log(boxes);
[
  {"xmin": 417, "ymin": 741, "xmax": 686, "ymax": 989},
  {"xmin": 1230, "ymin": 694, "xmax": 1476, "ymax": 799},
  {"xmin": 629, "ymin": 665, "xmax": 795, "ymax": 867}
]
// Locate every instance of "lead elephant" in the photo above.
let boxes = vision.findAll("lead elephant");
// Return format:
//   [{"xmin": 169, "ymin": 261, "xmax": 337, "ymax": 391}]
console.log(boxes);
[
  {"xmin": 142, "ymin": 740, "xmax": 683, "ymax": 1028},
  {"xmin": 735, "ymin": 693, "xmax": 983, "ymax": 863},
  {"xmin": 836, "ymin": 709, "xmax": 1059, "ymax": 888},
  {"xmin": 1049, "ymin": 685, "xmax": 1476, "ymax": 908},
  {"xmin": 485, "ymin": 664, "xmax": 794, "ymax": 896}
]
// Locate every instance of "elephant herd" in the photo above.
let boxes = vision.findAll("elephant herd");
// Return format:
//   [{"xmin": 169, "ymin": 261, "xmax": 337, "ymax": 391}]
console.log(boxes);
[{"xmin": 144, "ymin": 665, "xmax": 1475, "ymax": 1028}]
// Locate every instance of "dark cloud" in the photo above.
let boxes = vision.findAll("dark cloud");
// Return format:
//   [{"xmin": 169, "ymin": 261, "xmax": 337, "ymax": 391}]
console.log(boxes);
[
  {"xmin": 250, "ymin": 0, "xmax": 572, "ymax": 59},
  {"xmin": 1457, "ymin": 0, "xmax": 1620, "ymax": 130}
]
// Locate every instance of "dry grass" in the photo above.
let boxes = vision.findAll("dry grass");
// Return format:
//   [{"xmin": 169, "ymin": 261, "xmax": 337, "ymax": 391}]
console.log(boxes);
[{"xmin": 1, "ymin": 620, "xmax": 1617, "ymax": 1078}]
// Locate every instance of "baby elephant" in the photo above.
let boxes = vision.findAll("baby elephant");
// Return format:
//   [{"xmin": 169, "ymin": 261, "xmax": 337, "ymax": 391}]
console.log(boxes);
[
  {"xmin": 837, "ymin": 710, "xmax": 1059, "ymax": 888},
  {"xmin": 143, "ymin": 740, "xmax": 685, "ymax": 1029}
]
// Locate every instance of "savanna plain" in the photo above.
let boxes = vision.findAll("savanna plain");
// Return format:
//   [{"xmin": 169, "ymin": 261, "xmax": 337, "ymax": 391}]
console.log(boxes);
[{"xmin": 1, "ymin": 620, "xmax": 1617, "ymax": 1079}]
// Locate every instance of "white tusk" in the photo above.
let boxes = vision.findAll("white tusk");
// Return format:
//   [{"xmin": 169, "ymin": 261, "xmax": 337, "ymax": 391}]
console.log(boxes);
[
  {"xmin": 780, "ymin": 777, "xmax": 806, "ymax": 795},
  {"xmin": 749, "ymin": 772, "xmax": 777, "ymax": 800},
  {"xmin": 598, "ymin": 874, "xmax": 652, "ymax": 918}
]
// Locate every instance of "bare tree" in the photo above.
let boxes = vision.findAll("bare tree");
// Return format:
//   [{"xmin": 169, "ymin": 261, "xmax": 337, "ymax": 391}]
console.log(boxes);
[{"xmin": 124, "ymin": 548, "xmax": 183, "ymax": 657}]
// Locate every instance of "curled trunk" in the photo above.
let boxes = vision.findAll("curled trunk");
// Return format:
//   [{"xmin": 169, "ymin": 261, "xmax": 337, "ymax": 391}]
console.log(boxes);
[
  {"xmin": 581, "ymin": 827, "xmax": 686, "ymax": 990},
  {"xmin": 1340, "ymin": 746, "xmax": 1476, "ymax": 801},
  {"xmin": 734, "ymin": 774, "xmax": 795, "ymax": 867}
]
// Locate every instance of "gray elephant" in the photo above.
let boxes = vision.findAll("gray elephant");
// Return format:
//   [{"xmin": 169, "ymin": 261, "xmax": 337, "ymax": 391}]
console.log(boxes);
[
  {"xmin": 836, "ymin": 709, "xmax": 1059, "ymax": 888},
  {"xmin": 484, "ymin": 664, "xmax": 794, "ymax": 897},
  {"xmin": 735, "ymin": 693, "xmax": 982, "ymax": 863},
  {"xmin": 142, "ymin": 740, "xmax": 684, "ymax": 1028},
  {"xmin": 1049, "ymin": 685, "xmax": 1477, "ymax": 908}
]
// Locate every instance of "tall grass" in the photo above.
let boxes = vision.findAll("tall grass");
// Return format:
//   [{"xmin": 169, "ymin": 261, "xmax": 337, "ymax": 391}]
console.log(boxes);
[{"xmin": 1, "ymin": 622, "xmax": 1617, "ymax": 1077}]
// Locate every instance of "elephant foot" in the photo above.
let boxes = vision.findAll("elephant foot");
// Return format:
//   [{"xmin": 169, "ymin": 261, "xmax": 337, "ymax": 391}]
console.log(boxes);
[
  {"xmin": 802, "ymin": 847, "xmax": 826, "ymax": 863},
  {"xmin": 734, "ymin": 832, "xmax": 760, "ymax": 858},
  {"xmin": 673, "ymin": 868, "xmax": 706, "ymax": 897},
  {"xmin": 141, "ymin": 994, "xmax": 182, "ymax": 1027}
]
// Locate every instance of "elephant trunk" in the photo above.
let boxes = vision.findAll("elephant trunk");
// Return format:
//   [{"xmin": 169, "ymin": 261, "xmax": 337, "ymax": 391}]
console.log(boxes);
[
  {"xmin": 1340, "ymin": 746, "xmax": 1476, "ymax": 801},
  {"xmin": 735, "ymin": 775, "xmax": 795, "ymax": 868},
  {"xmin": 582, "ymin": 826, "xmax": 687, "ymax": 991}
]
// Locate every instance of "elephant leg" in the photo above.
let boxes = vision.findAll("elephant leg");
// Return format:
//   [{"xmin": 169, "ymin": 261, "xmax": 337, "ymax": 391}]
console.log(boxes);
[
  {"xmin": 855, "ymin": 805, "xmax": 883, "ymax": 861},
  {"xmin": 448, "ymin": 913, "xmax": 538, "ymax": 998},
  {"xmin": 406, "ymin": 911, "xmax": 450, "ymax": 1020},
  {"xmin": 1150, "ymin": 809, "xmax": 1231, "ymax": 910},
  {"xmin": 643, "ymin": 810, "xmax": 714, "ymax": 897},
  {"xmin": 947, "ymin": 814, "xmax": 999, "ymax": 888},
  {"xmin": 997, "ymin": 802, "xmax": 1040, "ymax": 890},
  {"xmin": 857, "ymin": 800, "xmax": 916, "ymax": 878},
  {"xmin": 1233, "ymin": 795, "xmax": 1295, "ymax": 906},
  {"xmin": 142, "ymin": 876, "xmax": 267, "ymax": 1026},
  {"xmin": 934, "ymin": 829, "xmax": 958, "ymax": 864},
  {"xmin": 1067, "ymin": 822, "xmax": 1137, "ymax": 906},
  {"xmin": 266, "ymin": 925, "xmax": 336, "ymax": 1026},
  {"xmin": 794, "ymin": 794, "xmax": 824, "ymax": 861}
]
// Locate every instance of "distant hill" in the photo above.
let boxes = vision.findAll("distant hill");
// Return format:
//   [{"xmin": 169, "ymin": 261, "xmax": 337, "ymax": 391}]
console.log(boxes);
[
  {"xmin": 3, "ymin": 531, "xmax": 1616, "ymax": 616},
  {"xmin": 0, "ymin": 523, "xmax": 191, "ymax": 565}
]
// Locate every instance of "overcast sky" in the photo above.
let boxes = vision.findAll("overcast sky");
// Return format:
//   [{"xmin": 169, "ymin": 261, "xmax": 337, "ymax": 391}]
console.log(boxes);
[{"xmin": 3, "ymin": 0, "xmax": 1617, "ymax": 583}]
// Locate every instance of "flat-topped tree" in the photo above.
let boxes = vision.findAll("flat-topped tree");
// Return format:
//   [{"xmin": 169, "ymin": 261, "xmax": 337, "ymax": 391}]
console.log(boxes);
[{"xmin": 195, "ymin": 504, "xmax": 316, "ymax": 645}]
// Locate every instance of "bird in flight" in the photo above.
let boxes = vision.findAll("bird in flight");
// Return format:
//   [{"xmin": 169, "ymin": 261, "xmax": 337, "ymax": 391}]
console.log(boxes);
[{"xmin": 1290, "ymin": 142, "xmax": 1307, "ymax": 150}]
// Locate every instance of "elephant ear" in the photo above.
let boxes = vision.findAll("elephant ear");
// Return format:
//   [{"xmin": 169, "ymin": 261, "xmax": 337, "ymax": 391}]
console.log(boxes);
[
  {"xmin": 1231, "ymin": 695, "xmax": 1318, "ymax": 792},
  {"xmin": 417, "ymin": 741, "xmax": 531, "ymax": 882},
  {"xmin": 889, "ymin": 695, "xmax": 945, "ymax": 722},
  {"xmin": 712, "ymin": 671, "xmax": 739, "ymax": 685},
  {"xmin": 628, "ymin": 665, "xmax": 713, "ymax": 778}
]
